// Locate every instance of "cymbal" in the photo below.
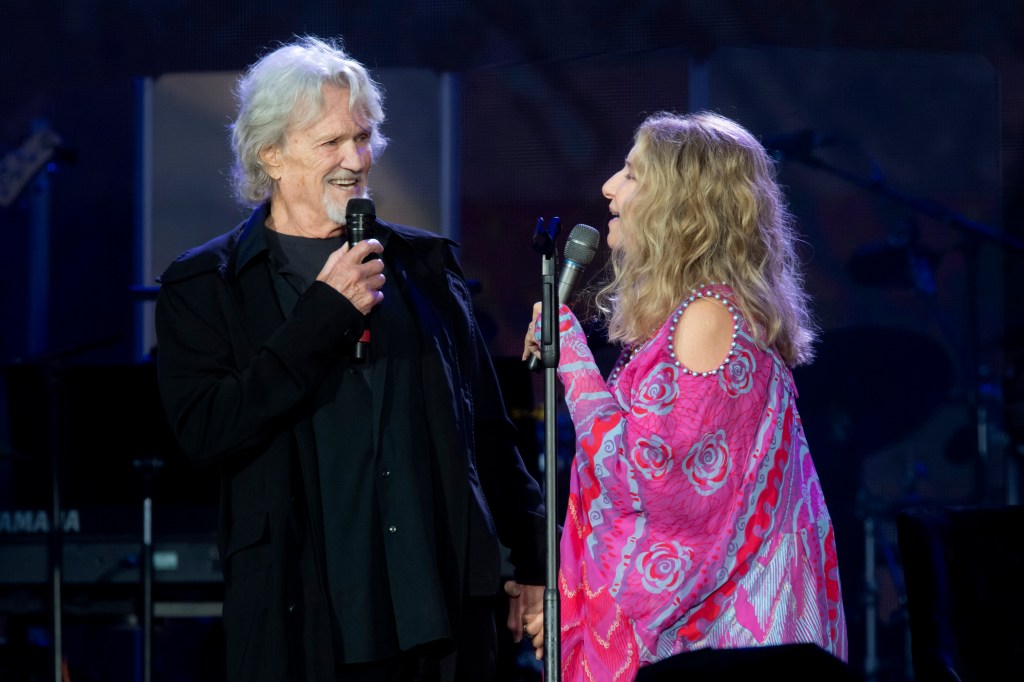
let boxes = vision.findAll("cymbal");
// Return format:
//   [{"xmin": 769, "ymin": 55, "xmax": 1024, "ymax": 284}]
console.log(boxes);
[{"xmin": 792, "ymin": 325, "xmax": 954, "ymax": 455}]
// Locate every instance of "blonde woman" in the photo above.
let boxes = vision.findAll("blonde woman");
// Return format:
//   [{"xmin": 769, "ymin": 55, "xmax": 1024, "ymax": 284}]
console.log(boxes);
[{"xmin": 518, "ymin": 111, "xmax": 848, "ymax": 680}]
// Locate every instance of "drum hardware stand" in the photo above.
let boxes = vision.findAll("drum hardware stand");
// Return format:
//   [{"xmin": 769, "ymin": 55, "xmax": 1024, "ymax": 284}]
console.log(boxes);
[
  {"xmin": 858, "ymin": 490, "xmax": 879, "ymax": 682},
  {"xmin": 133, "ymin": 456, "xmax": 164, "ymax": 682}
]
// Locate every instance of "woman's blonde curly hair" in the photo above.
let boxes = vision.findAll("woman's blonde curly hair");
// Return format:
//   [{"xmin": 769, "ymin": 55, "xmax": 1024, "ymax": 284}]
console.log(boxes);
[{"xmin": 594, "ymin": 111, "xmax": 817, "ymax": 367}]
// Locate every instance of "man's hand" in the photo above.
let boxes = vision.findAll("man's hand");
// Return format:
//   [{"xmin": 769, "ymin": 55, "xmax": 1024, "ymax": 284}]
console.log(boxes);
[
  {"xmin": 504, "ymin": 580, "xmax": 546, "ymax": 660},
  {"xmin": 316, "ymin": 238, "xmax": 386, "ymax": 314}
]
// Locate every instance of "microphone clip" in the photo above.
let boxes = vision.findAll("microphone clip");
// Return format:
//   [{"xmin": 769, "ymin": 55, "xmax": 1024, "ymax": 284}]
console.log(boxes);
[
  {"xmin": 528, "ymin": 216, "xmax": 563, "ymax": 372},
  {"xmin": 531, "ymin": 216, "xmax": 561, "ymax": 257}
]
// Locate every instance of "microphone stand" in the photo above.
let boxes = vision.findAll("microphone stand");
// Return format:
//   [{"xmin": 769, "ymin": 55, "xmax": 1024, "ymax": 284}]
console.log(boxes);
[{"xmin": 531, "ymin": 217, "xmax": 561, "ymax": 682}]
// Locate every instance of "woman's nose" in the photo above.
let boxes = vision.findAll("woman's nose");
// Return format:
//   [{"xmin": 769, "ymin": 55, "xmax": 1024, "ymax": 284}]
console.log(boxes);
[{"xmin": 602, "ymin": 174, "xmax": 616, "ymax": 199}]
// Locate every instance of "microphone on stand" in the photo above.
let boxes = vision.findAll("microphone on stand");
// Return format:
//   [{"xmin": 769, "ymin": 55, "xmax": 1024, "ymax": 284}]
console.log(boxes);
[
  {"xmin": 345, "ymin": 197, "xmax": 377, "ymax": 363},
  {"xmin": 527, "ymin": 223, "xmax": 601, "ymax": 372}
]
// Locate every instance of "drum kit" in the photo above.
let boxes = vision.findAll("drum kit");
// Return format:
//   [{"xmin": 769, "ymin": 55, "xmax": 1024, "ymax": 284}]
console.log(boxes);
[
  {"xmin": 793, "ymin": 314, "xmax": 955, "ymax": 682},
  {"xmin": 777, "ymin": 138, "xmax": 1024, "ymax": 681}
]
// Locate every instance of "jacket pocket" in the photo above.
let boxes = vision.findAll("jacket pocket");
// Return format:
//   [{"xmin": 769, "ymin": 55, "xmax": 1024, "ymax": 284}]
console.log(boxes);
[{"xmin": 224, "ymin": 510, "xmax": 270, "ymax": 579}]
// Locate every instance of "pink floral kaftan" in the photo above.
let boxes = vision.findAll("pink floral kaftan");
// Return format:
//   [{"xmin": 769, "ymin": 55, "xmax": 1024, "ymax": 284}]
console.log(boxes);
[{"xmin": 552, "ymin": 284, "xmax": 847, "ymax": 681}]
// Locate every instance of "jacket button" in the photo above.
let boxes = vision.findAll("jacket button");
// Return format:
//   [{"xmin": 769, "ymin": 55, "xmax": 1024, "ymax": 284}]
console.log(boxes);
[
  {"xmin": 287, "ymin": 602, "xmax": 297, "ymax": 614},
  {"xmin": 387, "ymin": 525, "xmax": 397, "ymax": 534},
  {"xmin": 381, "ymin": 470, "xmax": 391, "ymax": 478}
]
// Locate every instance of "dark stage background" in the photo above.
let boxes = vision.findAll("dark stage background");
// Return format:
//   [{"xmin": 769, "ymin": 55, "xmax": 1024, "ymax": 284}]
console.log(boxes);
[{"xmin": 2, "ymin": 2, "xmax": 1024, "ymax": 681}]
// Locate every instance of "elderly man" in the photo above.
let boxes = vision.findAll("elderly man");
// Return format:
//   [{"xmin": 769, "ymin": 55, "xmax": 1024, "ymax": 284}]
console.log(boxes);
[{"xmin": 155, "ymin": 35, "xmax": 545, "ymax": 681}]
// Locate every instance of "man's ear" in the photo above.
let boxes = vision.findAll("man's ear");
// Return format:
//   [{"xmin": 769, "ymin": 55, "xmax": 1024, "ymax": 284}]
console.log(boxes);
[{"xmin": 259, "ymin": 145, "xmax": 282, "ymax": 180}]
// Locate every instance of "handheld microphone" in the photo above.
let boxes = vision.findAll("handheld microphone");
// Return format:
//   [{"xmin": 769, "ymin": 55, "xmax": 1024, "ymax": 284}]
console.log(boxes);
[
  {"xmin": 345, "ymin": 197, "xmax": 377, "ymax": 363},
  {"xmin": 527, "ymin": 223, "xmax": 601, "ymax": 372}
]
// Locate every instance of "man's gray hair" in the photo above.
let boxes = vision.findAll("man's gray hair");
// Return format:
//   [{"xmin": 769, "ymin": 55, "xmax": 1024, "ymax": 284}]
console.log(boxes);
[{"xmin": 229, "ymin": 35, "xmax": 387, "ymax": 206}]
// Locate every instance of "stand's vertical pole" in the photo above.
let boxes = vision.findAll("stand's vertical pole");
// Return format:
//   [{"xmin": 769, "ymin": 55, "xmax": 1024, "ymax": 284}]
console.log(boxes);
[
  {"xmin": 864, "ymin": 514, "xmax": 878, "ymax": 682},
  {"xmin": 134, "ymin": 457, "xmax": 162, "ymax": 682},
  {"xmin": 142, "ymin": 483, "xmax": 153, "ymax": 682},
  {"xmin": 45, "ymin": 365, "xmax": 63, "ymax": 682},
  {"xmin": 530, "ymin": 215, "xmax": 561, "ymax": 682},
  {"xmin": 541, "ymin": 250, "xmax": 561, "ymax": 682}
]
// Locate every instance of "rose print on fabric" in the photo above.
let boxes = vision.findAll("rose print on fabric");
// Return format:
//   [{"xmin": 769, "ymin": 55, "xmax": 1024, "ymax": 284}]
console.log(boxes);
[
  {"xmin": 631, "ymin": 434, "xmax": 672, "ymax": 480},
  {"xmin": 636, "ymin": 540, "xmax": 692, "ymax": 593},
  {"xmin": 719, "ymin": 346, "xmax": 756, "ymax": 397},
  {"xmin": 563, "ymin": 329, "xmax": 591, "ymax": 362},
  {"xmin": 631, "ymin": 363, "xmax": 679, "ymax": 418},
  {"xmin": 682, "ymin": 429, "xmax": 730, "ymax": 495}
]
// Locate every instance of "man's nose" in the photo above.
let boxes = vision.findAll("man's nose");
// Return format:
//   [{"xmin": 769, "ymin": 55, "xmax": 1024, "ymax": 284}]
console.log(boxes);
[{"xmin": 338, "ymin": 144, "xmax": 365, "ymax": 171}]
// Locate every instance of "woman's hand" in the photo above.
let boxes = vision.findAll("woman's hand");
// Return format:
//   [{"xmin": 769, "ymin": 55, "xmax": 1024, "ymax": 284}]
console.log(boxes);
[
  {"xmin": 523, "ymin": 610, "xmax": 545, "ymax": 659},
  {"xmin": 522, "ymin": 301, "xmax": 543, "ymax": 362}
]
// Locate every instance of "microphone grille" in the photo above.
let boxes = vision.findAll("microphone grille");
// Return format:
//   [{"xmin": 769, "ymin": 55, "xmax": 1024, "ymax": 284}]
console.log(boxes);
[
  {"xmin": 346, "ymin": 197, "xmax": 376, "ymax": 217},
  {"xmin": 564, "ymin": 224, "xmax": 600, "ymax": 265}
]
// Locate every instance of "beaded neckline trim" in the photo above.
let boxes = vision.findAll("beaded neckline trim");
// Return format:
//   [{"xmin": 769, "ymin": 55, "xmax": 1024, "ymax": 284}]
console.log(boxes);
[{"xmin": 608, "ymin": 282, "xmax": 739, "ymax": 383}]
